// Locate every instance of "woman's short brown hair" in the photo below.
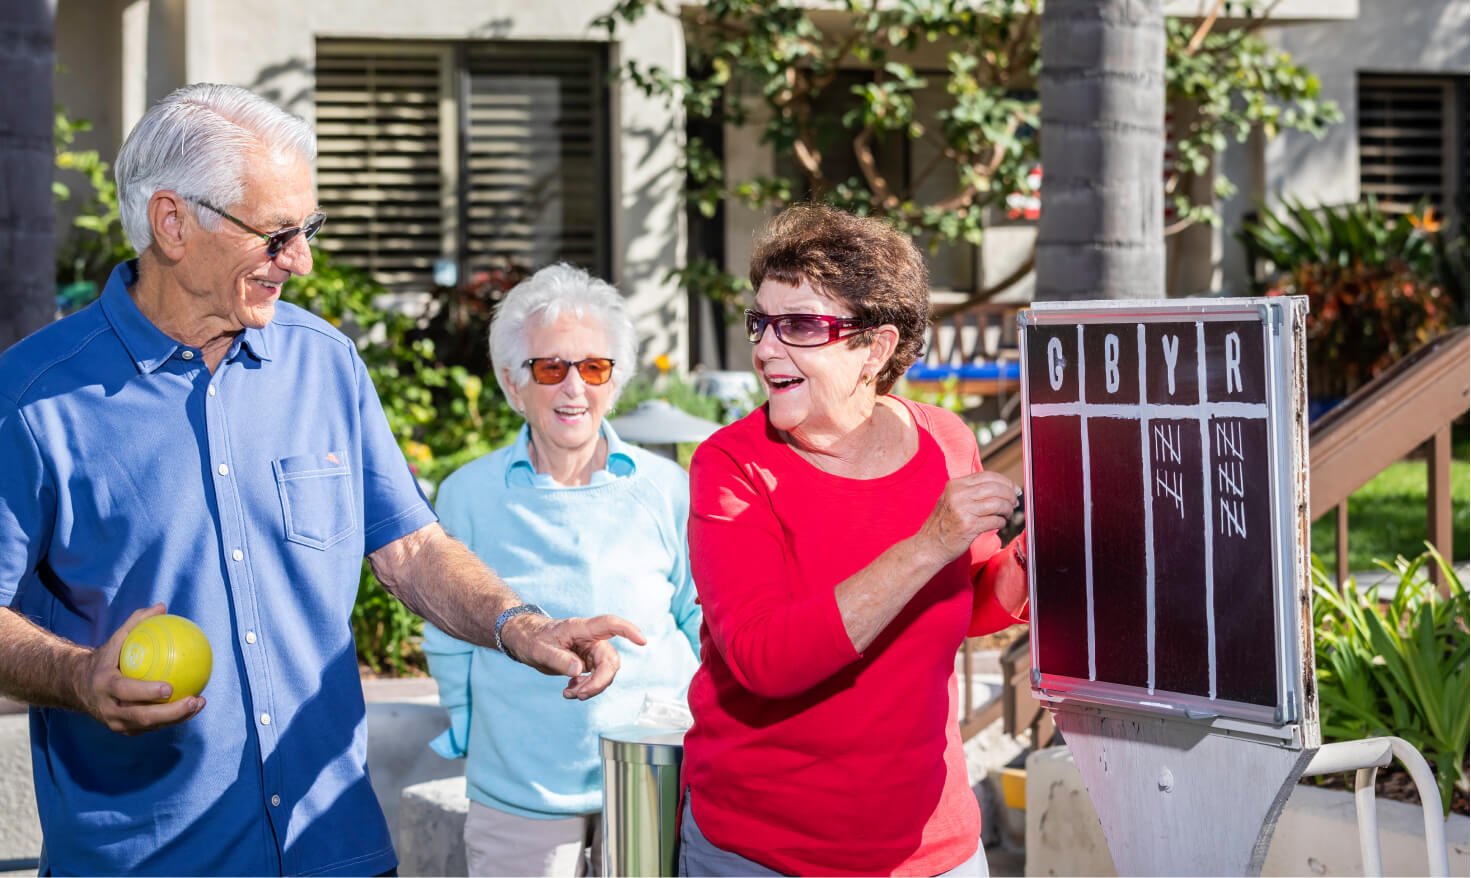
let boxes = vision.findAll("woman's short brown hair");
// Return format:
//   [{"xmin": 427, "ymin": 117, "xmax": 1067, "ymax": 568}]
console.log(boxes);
[{"xmin": 749, "ymin": 203, "xmax": 929, "ymax": 394}]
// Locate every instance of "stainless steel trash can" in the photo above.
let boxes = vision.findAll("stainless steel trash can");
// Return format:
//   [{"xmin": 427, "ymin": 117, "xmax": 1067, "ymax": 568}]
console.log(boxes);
[{"xmin": 600, "ymin": 726, "xmax": 685, "ymax": 877}]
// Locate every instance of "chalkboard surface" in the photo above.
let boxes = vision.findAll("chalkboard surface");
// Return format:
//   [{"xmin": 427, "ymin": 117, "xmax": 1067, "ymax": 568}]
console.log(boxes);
[{"xmin": 1021, "ymin": 302, "xmax": 1308, "ymax": 726}]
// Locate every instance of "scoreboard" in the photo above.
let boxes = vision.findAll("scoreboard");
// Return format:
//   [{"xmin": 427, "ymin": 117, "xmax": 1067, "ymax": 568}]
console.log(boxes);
[{"xmin": 1019, "ymin": 298, "xmax": 1315, "ymax": 735}]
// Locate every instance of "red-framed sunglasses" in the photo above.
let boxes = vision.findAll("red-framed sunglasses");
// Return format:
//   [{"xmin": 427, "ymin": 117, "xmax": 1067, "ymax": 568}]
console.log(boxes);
[
  {"xmin": 522, "ymin": 357, "xmax": 616, "ymax": 386},
  {"xmin": 745, "ymin": 310, "xmax": 869, "ymax": 348}
]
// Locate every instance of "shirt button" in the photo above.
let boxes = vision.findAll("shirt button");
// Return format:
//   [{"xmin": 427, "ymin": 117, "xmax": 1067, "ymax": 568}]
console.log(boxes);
[
  {"xmin": 271, "ymin": 795, "xmax": 281, "ymax": 807},
  {"xmin": 245, "ymin": 631, "xmax": 257, "ymax": 645},
  {"xmin": 182, "ymin": 350, "xmax": 195, "ymax": 361},
  {"xmin": 217, "ymin": 463, "xmax": 229, "ymax": 476},
  {"xmin": 232, "ymin": 549, "xmax": 244, "ymax": 562},
  {"xmin": 260, "ymin": 713, "xmax": 271, "ymax": 725},
  {"xmin": 208, "ymin": 385, "xmax": 217, "ymax": 397}
]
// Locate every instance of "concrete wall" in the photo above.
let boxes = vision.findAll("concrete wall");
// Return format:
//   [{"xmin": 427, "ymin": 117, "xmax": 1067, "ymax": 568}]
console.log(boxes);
[
  {"xmin": 1266, "ymin": 0, "xmax": 1469, "ymax": 209},
  {"xmin": 0, "ymin": 714, "xmax": 41, "ymax": 866},
  {"xmin": 53, "ymin": 0, "xmax": 689, "ymax": 365},
  {"xmin": 1215, "ymin": 0, "xmax": 1470, "ymax": 292},
  {"xmin": 1026, "ymin": 745, "xmax": 1471, "ymax": 877},
  {"xmin": 399, "ymin": 776, "xmax": 470, "ymax": 878},
  {"xmin": 365, "ymin": 698, "xmax": 461, "ymax": 855}
]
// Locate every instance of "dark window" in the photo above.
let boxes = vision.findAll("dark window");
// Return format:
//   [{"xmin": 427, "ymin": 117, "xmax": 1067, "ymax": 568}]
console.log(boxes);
[
  {"xmin": 1358, "ymin": 74, "xmax": 1469, "ymax": 225},
  {"xmin": 315, "ymin": 40, "xmax": 612, "ymax": 292}
]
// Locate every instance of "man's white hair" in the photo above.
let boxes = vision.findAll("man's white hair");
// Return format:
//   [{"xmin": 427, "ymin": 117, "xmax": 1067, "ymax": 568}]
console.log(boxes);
[
  {"xmin": 489, "ymin": 263, "xmax": 637, "ymax": 412},
  {"xmin": 114, "ymin": 83, "xmax": 317, "ymax": 253}
]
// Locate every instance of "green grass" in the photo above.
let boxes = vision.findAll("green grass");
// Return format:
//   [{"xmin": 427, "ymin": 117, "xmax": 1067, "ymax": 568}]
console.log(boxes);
[{"xmin": 1311, "ymin": 426, "xmax": 1470, "ymax": 572}]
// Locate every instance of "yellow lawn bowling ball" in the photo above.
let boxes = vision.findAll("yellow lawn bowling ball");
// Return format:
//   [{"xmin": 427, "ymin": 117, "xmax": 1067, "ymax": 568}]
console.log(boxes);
[{"xmin": 119, "ymin": 614, "xmax": 213, "ymax": 702}]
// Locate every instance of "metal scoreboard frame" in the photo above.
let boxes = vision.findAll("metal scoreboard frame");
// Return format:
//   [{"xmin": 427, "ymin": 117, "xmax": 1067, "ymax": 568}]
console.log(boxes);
[{"xmin": 1018, "ymin": 297, "xmax": 1318, "ymax": 749}]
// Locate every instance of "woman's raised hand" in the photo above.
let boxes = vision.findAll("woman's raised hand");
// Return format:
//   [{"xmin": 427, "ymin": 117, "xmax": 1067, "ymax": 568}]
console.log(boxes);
[{"xmin": 914, "ymin": 471, "xmax": 1020, "ymax": 564}]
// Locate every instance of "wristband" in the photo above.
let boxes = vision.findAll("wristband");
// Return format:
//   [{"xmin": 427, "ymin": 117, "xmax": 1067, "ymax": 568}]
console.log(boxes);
[{"xmin": 493, "ymin": 603, "xmax": 548, "ymax": 664}]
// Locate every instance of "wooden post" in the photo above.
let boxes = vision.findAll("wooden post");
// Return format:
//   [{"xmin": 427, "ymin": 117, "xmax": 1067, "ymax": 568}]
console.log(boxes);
[
  {"xmin": 1426, "ymin": 427, "xmax": 1452, "ymax": 595},
  {"xmin": 1336, "ymin": 501, "xmax": 1350, "ymax": 587}
]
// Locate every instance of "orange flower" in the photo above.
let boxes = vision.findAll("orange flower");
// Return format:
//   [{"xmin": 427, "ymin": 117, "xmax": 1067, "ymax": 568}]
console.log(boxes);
[{"xmin": 1408, "ymin": 208, "xmax": 1442, "ymax": 232}]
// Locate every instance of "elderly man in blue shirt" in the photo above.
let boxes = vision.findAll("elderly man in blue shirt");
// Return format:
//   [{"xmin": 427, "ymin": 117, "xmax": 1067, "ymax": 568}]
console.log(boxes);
[{"xmin": 0, "ymin": 83, "xmax": 644, "ymax": 877}]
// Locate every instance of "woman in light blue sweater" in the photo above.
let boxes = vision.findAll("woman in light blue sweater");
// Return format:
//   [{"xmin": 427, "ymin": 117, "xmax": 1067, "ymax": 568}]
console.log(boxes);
[{"xmin": 423, "ymin": 264, "xmax": 701, "ymax": 877}]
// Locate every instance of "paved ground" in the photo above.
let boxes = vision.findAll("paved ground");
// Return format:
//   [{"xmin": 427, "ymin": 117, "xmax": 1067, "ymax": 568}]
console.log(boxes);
[{"xmin": 986, "ymin": 843, "xmax": 1026, "ymax": 877}]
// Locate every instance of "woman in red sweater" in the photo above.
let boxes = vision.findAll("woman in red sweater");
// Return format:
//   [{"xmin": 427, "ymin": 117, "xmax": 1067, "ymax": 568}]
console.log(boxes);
[{"xmin": 681, "ymin": 203, "xmax": 1030, "ymax": 877}]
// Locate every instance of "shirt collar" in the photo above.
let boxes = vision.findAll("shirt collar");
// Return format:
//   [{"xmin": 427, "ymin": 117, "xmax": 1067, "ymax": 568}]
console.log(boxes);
[
  {"xmin": 238, "ymin": 323, "xmax": 273, "ymax": 362},
  {"xmin": 99, "ymin": 260, "xmax": 275, "ymax": 373},
  {"xmin": 505, "ymin": 420, "xmax": 638, "ymax": 488},
  {"xmin": 100, "ymin": 261, "xmax": 181, "ymax": 374}
]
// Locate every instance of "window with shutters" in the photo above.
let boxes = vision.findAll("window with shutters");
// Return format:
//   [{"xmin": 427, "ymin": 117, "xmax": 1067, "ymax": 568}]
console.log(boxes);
[
  {"xmin": 314, "ymin": 40, "xmax": 612, "ymax": 293},
  {"xmin": 1357, "ymin": 74, "xmax": 1469, "ymax": 223}
]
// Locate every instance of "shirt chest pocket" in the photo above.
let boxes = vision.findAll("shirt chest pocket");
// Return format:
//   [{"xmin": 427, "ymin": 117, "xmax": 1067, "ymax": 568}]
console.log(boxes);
[{"xmin": 272, "ymin": 452, "xmax": 357, "ymax": 550}]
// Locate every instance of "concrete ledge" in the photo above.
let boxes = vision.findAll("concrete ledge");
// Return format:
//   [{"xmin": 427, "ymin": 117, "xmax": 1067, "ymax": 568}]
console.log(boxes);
[
  {"xmin": 0, "ymin": 685, "xmax": 455, "ymax": 870},
  {"xmin": 365, "ymin": 698, "xmax": 460, "ymax": 853},
  {"xmin": 399, "ymin": 776, "xmax": 469, "ymax": 878},
  {"xmin": 0, "ymin": 714, "xmax": 40, "ymax": 865},
  {"xmin": 1026, "ymin": 745, "xmax": 1471, "ymax": 877}
]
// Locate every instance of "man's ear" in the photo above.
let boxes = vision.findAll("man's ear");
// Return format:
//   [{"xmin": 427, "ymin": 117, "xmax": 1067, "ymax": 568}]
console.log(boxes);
[{"xmin": 148, "ymin": 190, "xmax": 190, "ymax": 260}]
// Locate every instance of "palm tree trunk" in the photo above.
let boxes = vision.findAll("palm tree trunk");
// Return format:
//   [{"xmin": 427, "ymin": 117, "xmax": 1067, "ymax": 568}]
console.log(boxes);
[
  {"xmin": 1037, "ymin": 0, "xmax": 1165, "ymax": 301},
  {"xmin": 0, "ymin": 0, "xmax": 55, "ymax": 351}
]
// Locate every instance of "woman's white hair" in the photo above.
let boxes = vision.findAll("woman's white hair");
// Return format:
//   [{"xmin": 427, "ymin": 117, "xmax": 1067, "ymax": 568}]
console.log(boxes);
[
  {"xmin": 114, "ymin": 83, "xmax": 317, "ymax": 253},
  {"xmin": 489, "ymin": 263, "xmax": 637, "ymax": 412}
]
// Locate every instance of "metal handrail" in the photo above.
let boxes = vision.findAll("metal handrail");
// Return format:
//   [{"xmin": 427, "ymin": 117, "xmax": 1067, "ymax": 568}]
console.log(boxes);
[
  {"xmin": 1308, "ymin": 327, "xmax": 1469, "ymax": 590},
  {"xmin": 1302, "ymin": 736, "xmax": 1451, "ymax": 877}
]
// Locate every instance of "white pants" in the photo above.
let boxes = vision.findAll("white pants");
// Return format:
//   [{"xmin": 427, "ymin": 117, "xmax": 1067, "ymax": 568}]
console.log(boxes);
[{"xmin": 464, "ymin": 800, "xmax": 602, "ymax": 877}]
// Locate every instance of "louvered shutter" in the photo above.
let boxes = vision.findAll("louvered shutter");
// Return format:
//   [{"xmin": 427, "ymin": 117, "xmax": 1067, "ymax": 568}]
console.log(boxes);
[
  {"xmin": 1358, "ymin": 76, "xmax": 1457, "ymax": 214},
  {"xmin": 463, "ymin": 43, "xmax": 611, "ymax": 278},
  {"xmin": 315, "ymin": 45, "xmax": 447, "ymax": 292}
]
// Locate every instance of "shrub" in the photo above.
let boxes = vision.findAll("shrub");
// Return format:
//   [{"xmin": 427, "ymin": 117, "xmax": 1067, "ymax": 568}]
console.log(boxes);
[
  {"xmin": 613, "ymin": 370, "xmax": 724, "ymax": 424},
  {"xmin": 284, "ymin": 257, "xmax": 525, "ymax": 675},
  {"xmin": 1238, "ymin": 199, "xmax": 1459, "ymax": 400},
  {"xmin": 1312, "ymin": 549, "xmax": 1469, "ymax": 813},
  {"xmin": 52, "ymin": 108, "xmax": 136, "ymax": 311}
]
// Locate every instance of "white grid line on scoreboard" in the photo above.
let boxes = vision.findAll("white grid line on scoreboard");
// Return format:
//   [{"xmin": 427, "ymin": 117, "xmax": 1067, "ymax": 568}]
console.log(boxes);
[
  {"xmin": 1197, "ymin": 321, "xmax": 1218, "ymax": 699},
  {"xmin": 1137, "ymin": 323, "xmax": 1157, "ymax": 692},
  {"xmin": 1030, "ymin": 401, "xmax": 1268, "ymax": 419},
  {"xmin": 1077, "ymin": 324, "xmax": 1097, "ymax": 682}
]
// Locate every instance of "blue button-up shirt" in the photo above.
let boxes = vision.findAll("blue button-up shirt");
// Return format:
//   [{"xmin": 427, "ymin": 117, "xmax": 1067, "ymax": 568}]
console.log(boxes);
[{"xmin": 0, "ymin": 261, "xmax": 437, "ymax": 876}]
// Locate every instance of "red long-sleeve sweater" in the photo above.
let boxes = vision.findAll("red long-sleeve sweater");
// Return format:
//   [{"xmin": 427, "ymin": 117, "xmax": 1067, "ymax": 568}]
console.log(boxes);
[{"xmin": 683, "ymin": 397, "xmax": 1024, "ymax": 877}]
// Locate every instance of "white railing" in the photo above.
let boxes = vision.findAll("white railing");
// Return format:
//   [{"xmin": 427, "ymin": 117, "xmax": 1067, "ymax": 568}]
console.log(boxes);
[{"xmin": 1301, "ymin": 736, "xmax": 1451, "ymax": 877}]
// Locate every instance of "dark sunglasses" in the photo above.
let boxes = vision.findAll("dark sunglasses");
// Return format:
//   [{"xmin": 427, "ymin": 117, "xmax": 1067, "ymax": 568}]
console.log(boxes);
[
  {"xmin": 194, "ymin": 199, "xmax": 327, "ymax": 258},
  {"xmin": 522, "ymin": 357, "xmax": 616, "ymax": 386},
  {"xmin": 745, "ymin": 310, "xmax": 869, "ymax": 348}
]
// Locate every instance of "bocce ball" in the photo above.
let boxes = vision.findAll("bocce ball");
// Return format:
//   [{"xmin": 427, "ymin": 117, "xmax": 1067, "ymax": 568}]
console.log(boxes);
[{"xmin": 119, "ymin": 614, "xmax": 213, "ymax": 702}]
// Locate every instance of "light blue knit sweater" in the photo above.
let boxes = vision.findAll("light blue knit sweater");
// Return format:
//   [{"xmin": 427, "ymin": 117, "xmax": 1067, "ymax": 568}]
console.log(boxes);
[{"xmin": 423, "ymin": 422, "xmax": 701, "ymax": 819}]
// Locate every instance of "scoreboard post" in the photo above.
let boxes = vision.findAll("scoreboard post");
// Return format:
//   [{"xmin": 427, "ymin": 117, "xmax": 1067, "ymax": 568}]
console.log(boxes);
[{"xmin": 1019, "ymin": 297, "xmax": 1317, "ymax": 875}]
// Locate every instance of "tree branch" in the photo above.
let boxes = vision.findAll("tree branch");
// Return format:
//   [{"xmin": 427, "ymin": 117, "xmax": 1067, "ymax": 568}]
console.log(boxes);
[
  {"xmin": 907, "ymin": 140, "xmax": 953, "ymax": 194},
  {"xmin": 930, "ymin": 182, "xmax": 980, "ymax": 214},
  {"xmin": 1163, "ymin": 216, "xmax": 1196, "ymax": 237},
  {"xmin": 1003, "ymin": 7, "xmax": 1041, "ymax": 83},
  {"xmin": 1185, "ymin": 0, "xmax": 1225, "ymax": 54},
  {"xmin": 934, "ymin": 250, "xmax": 1038, "ymax": 316},
  {"xmin": 853, "ymin": 129, "xmax": 900, "ymax": 210}
]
